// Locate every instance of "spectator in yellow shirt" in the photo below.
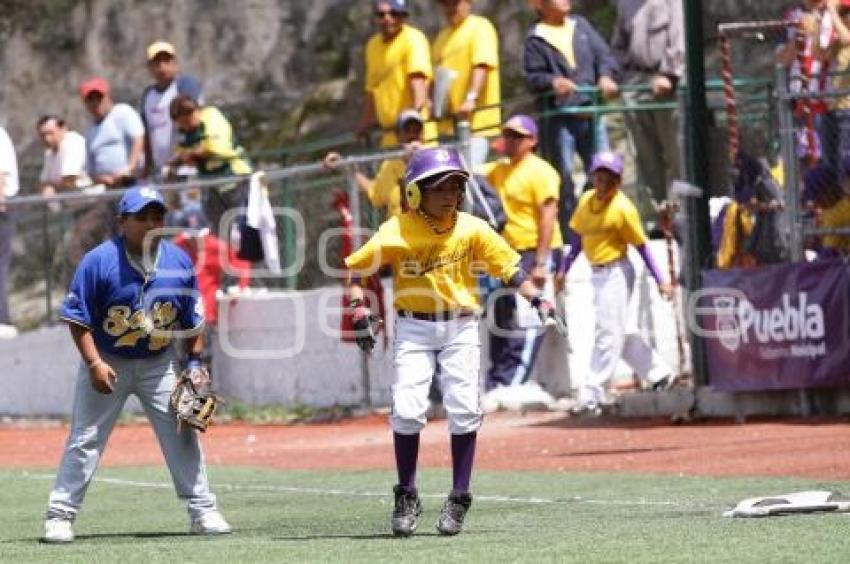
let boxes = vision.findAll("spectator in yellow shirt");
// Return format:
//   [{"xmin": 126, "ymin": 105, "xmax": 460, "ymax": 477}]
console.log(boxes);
[
  {"xmin": 357, "ymin": 0, "xmax": 437, "ymax": 148},
  {"xmin": 478, "ymin": 115, "xmax": 562, "ymax": 392},
  {"xmin": 432, "ymin": 0, "xmax": 501, "ymax": 166},
  {"xmin": 168, "ymin": 94, "xmax": 251, "ymax": 235},
  {"xmin": 801, "ymin": 162, "xmax": 850, "ymax": 257},
  {"xmin": 325, "ymin": 109, "xmax": 426, "ymax": 219}
]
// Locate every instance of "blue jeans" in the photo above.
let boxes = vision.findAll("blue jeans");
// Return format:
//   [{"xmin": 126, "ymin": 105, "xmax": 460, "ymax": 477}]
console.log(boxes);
[{"xmin": 539, "ymin": 115, "xmax": 609, "ymax": 242}]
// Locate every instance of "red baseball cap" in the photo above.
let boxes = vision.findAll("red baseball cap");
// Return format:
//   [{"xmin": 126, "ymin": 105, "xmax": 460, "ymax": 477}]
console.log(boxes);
[{"xmin": 79, "ymin": 77, "xmax": 110, "ymax": 98}]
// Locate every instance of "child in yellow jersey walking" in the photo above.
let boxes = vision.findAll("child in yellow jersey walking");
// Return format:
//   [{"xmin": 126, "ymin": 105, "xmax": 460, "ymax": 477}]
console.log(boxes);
[
  {"xmin": 557, "ymin": 150, "xmax": 676, "ymax": 416},
  {"xmin": 344, "ymin": 147, "xmax": 564, "ymax": 537}
]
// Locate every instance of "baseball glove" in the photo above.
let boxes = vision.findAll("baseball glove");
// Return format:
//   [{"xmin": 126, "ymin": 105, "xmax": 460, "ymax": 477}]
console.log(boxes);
[
  {"xmin": 170, "ymin": 363, "xmax": 220, "ymax": 432},
  {"xmin": 350, "ymin": 298, "xmax": 382, "ymax": 353}
]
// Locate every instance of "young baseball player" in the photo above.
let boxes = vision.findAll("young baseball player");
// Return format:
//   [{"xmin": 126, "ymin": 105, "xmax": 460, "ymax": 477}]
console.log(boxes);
[
  {"xmin": 345, "ymin": 147, "xmax": 561, "ymax": 537},
  {"xmin": 557, "ymin": 150, "xmax": 675, "ymax": 416},
  {"xmin": 42, "ymin": 186, "xmax": 229, "ymax": 543}
]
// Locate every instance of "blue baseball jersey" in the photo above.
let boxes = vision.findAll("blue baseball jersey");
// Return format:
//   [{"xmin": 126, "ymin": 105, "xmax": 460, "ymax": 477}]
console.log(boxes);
[{"xmin": 60, "ymin": 237, "xmax": 205, "ymax": 359}]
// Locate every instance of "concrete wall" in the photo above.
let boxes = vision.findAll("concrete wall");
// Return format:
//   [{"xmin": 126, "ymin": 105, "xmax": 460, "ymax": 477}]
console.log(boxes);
[{"xmin": 4, "ymin": 238, "xmax": 850, "ymax": 417}]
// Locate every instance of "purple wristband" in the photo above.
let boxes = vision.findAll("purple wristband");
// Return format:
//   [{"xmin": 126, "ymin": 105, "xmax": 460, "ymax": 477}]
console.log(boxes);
[
  {"xmin": 636, "ymin": 244, "xmax": 665, "ymax": 286},
  {"xmin": 558, "ymin": 233, "xmax": 582, "ymax": 275}
]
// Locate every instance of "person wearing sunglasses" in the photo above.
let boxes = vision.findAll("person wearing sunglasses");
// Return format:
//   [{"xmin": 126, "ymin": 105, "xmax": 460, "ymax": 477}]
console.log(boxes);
[{"xmin": 357, "ymin": 0, "xmax": 437, "ymax": 148}]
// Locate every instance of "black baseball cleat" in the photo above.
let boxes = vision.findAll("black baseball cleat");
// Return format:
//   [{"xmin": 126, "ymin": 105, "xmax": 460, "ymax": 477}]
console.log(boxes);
[
  {"xmin": 436, "ymin": 490, "xmax": 473, "ymax": 536},
  {"xmin": 391, "ymin": 485, "xmax": 422, "ymax": 537},
  {"xmin": 652, "ymin": 374, "xmax": 680, "ymax": 392}
]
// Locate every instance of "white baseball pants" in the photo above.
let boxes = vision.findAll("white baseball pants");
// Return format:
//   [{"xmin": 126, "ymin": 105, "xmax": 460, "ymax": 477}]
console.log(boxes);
[
  {"xmin": 46, "ymin": 347, "xmax": 217, "ymax": 521},
  {"xmin": 391, "ymin": 316, "xmax": 482, "ymax": 435},
  {"xmin": 578, "ymin": 258, "xmax": 670, "ymax": 406}
]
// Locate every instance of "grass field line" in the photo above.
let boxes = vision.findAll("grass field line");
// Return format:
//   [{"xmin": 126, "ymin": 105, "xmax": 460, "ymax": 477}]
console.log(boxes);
[{"xmin": 20, "ymin": 471, "xmax": 711, "ymax": 510}]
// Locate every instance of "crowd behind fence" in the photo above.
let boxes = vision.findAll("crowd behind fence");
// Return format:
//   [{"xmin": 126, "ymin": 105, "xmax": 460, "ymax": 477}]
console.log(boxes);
[{"xmin": 5, "ymin": 76, "xmax": 781, "ymax": 331}]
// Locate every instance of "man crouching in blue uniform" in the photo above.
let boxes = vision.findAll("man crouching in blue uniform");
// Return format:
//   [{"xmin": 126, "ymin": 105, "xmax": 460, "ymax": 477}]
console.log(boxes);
[{"xmin": 42, "ymin": 186, "xmax": 230, "ymax": 543}]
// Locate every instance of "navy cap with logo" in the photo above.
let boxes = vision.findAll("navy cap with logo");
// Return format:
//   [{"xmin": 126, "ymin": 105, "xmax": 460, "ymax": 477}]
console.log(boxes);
[{"xmin": 119, "ymin": 186, "xmax": 168, "ymax": 215}]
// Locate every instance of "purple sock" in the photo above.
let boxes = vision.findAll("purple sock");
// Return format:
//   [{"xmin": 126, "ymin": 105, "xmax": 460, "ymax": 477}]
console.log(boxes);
[
  {"xmin": 393, "ymin": 432, "xmax": 420, "ymax": 490},
  {"xmin": 451, "ymin": 432, "xmax": 477, "ymax": 493}
]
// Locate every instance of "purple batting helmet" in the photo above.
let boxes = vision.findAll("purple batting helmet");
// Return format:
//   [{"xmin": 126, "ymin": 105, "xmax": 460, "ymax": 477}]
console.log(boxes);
[{"xmin": 404, "ymin": 147, "xmax": 469, "ymax": 209}]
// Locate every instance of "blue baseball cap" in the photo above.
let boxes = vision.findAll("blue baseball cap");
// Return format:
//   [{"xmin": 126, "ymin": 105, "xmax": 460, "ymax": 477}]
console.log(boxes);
[
  {"xmin": 119, "ymin": 186, "xmax": 167, "ymax": 215},
  {"xmin": 374, "ymin": 0, "xmax": 408, "ymax": 14},
  {"xmin": 589, "ymin": 151, "xmax": 625, "ymax": 177}
]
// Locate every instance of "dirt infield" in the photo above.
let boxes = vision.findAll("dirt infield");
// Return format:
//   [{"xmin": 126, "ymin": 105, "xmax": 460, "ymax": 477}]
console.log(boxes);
[{"xmin": 2, "ymin": 412, "xmax": 849, "ymax": 479}]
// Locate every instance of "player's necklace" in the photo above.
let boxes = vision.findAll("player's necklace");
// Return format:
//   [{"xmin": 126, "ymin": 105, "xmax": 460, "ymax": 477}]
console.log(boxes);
[
  {"xmin": 589, "ymin": 191, "xmax": 615, "ymax": 214},
  {"xmin": 418, "ymin": 209, "xmax": 457, "ymax": 235}
]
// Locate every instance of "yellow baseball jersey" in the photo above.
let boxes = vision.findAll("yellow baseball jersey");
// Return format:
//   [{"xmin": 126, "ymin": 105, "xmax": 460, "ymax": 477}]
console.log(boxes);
[
  {"xmin": 534, "ymin": 21, "xmax": 577, "ymax": 69},
  {"xmin": 345, "ymin": 212, "xmax": 521, "ymax": 313},
  {"xmin": 432, "ymin": 14, "xmax": 501, "ymax": 137},
  {"xmin": 367, "ymin": 158, "xmax": 406, "ymax": 219},
  {"xmin": 570, "ymin": 189, "xmax": 648, "ymax": 265},
  {"xmin": 177, "ymin": 107, "xmax": 251, "ymax": 176},
  {"xmin": 365, "ymin": 24, "xmax": 438, "ymax": 147},
  {"xmin": 820, "ymin": 196, "xmax": 850, "ymax": 253},
  {"xmin": 479, "ymin": 154, "xmax": 563, "ymax": 250}
]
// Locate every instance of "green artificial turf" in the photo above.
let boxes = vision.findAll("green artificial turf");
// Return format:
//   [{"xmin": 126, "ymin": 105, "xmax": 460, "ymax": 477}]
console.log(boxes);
[{"xmin": 2, "ymin": 466, "xmax": 849, "ymax": 563}]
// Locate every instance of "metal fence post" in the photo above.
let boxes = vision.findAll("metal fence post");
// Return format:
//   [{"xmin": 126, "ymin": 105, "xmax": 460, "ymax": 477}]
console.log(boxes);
[
  {"xmin": 280, "ymin": 179, "xmax": 297, "ymax": 290},
  {"xmin": 41, "ymin": 206, "xmax": 53, "ymax": 322},
  {"xmin": 455, "ymin": 120, "xmax": 474, "ymax": 212},
  {"xmin": 776, "ymin": 64, "xmax": 803, "ymax": 262},
  {"xmin": 344, "ymin": 167, "xmax": 371, "ymax": 408}
]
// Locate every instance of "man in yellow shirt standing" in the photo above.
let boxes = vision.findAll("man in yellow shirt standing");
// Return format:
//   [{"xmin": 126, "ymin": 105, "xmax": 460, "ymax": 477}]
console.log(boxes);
[
  {"xmin": 345, "ymin": 147, "xmax": 560, "ymax": 537},
  {"xmin": 432, "ymin": 0, "xmax": 501, "ymax": 166},
  {"xmin": 558, "ymin": 150, "xmax": 674, "ymax": 416},
  {"xmin": 479, "ymin": 115, "xmax": 563, "ymax": 392},
  {"xmin": 357, "ymin": 0, "xmax": 437, "ymax": 148}
]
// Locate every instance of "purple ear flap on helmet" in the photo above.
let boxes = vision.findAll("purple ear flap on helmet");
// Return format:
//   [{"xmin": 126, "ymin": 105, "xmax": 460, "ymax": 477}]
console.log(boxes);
[{"xmin": 404, "ymin": 147, "xmax": 470, "ymax": 210}]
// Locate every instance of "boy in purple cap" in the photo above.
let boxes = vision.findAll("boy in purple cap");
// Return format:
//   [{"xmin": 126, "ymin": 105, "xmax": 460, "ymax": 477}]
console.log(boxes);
[
  {"xmin": 344, "ymin": 146, "xmax": 562, "ymax": 537},
  {"xmin": 558, "ymin": 150, "xmax": 675, "ymax": 416},
  {"xmin": 42, "ymin": 186, "xmax": 229, "ymax": 543}
]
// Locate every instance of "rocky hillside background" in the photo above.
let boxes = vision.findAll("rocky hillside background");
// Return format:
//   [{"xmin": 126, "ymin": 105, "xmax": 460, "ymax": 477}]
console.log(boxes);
[{"xmin": 0, "ymin": 0, "xmax": 793, "ymax": 183}]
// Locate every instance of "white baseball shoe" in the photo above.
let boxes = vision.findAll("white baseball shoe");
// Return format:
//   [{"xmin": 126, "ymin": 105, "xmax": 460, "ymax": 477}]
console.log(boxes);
[
  {"xmin": 190, "ymin": 510, "xmax": 232, "ymax": 535},
  {"xmin": 42, "ymin": 518, "xmax": 74, "ymax": 543}
]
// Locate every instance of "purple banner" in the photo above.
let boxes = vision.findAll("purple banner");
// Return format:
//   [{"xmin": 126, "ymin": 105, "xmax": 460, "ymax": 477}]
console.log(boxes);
[{"xmin": 700, "ymin": 260, "xmax": 850, "ymax": 391}]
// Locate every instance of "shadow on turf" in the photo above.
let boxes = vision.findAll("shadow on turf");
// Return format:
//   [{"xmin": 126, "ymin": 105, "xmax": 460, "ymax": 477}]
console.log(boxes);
[
  {"xmin": 271, "ymin": 530, "xmax": 495, "ymax": 541},
  {"xmin": 557, "ymin": 445, "xmax": 682, "ymax": 457},
  {"xmin": 28, "ymin": 531, "xmax": 193, "ymax": 544}
]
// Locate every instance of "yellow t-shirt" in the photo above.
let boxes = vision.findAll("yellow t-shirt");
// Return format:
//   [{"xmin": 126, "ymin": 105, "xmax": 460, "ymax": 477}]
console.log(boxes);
[
  {"xmin": 365, "ymin": 24, "xmax": 438, "ymax": 147},
  {"xmin": 820, "ymin": 196, "xmax": 850, "ymax": 253},
  {"xmin": 832, "ymin": 46, "xmax": 850, "ymax": 111},
  {"xmin": 533, "ymin": 20, "xmax": 577, "ymax": 70},
  {"xmin": 570, "ymin": 189, "xmax": 647, "ymax": 265},
  {"xmin": 178, "ymin": 106, "xmax": 251, "ymax": 176},
  {"xmin": 344, "ymin": 212, "xmax": 520, "ymax": 313},
  {"xmin": 479, "ymin": 154, "xmax": 563, "ymax": 251},
  {"xmin": 432, "ymin": 14, "xmax": 501, "ymax": 137},
  {"xmin": 368, "ymin": 158, "xmax": 406, "ymax": 219}
]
